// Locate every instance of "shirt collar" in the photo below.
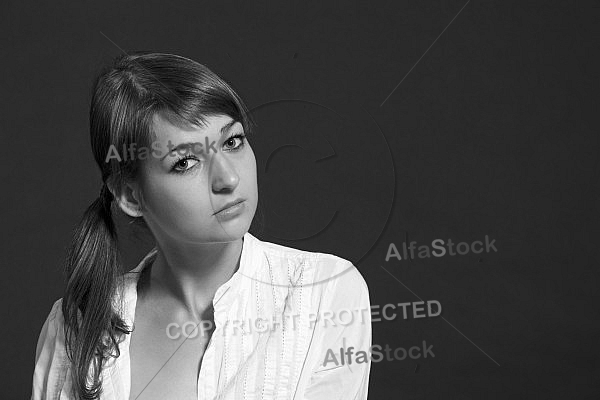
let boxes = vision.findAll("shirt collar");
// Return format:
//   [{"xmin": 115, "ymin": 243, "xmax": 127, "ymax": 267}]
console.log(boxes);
[{"xmin": 119, "ymin": 231, "xmax": 260, "ymax": 328}]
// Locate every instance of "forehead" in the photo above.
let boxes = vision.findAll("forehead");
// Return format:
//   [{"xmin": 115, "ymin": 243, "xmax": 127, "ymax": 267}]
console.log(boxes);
[{"xmin": 151, "ymin": 113, "xmax": 239, "ymax": 141}]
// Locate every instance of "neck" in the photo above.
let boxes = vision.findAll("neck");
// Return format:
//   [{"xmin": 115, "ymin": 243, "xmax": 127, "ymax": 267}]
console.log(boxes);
[{"xmin": 148, "ymin": 235, "xmax": 244, "ymax": 318}]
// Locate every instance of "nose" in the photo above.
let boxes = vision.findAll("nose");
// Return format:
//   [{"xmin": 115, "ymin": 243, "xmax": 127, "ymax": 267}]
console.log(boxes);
[{"xmin": 210, "ymin": 152, "xmax": 240, "ymax": 193}]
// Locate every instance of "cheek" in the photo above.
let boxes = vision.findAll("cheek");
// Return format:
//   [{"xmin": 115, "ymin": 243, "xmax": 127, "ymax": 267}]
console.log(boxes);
[
  {"xmin": 245, "ymin": 146, "xmax": 258, "ymax": 179},
  {"xmin": 143, "ymin": 186, "xmax": 215, "ymax": 240},
  {"xmin": 244, "ymin": 152, "xmax": 258, "ymax": 196},
  {"xmin": 140, "ymin": 172, "xmax": 209, "ymax": 223}
]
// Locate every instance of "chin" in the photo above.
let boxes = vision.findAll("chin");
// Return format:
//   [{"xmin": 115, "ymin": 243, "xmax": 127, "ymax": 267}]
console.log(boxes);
[
  {"xmin": 208, "ymin": 227, "xmax": 248, "ymax": 243},
  {"xmin": 204, "ymin": 216, "xmax": 254, "ymax": 243},
  {"xmin": 176, "ymin": 201, "xmax": 256, "ymax": 243}
]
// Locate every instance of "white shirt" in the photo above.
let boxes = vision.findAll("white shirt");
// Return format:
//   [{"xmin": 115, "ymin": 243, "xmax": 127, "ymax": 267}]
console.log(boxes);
[{"xmin": 31, "ymin": 232, "xmax": 372, "ymax": 399}]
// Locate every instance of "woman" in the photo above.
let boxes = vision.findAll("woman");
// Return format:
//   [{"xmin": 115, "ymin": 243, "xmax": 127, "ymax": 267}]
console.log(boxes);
[{"xmin": 31, "ymin": 52, "xmax": 371, "ymax": 400}]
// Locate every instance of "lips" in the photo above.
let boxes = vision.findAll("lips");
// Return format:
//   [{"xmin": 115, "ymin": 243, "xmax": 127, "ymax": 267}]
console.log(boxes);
[{"xmin": 213, "ymin": 198, "xmax": 245, "ymax": 215}]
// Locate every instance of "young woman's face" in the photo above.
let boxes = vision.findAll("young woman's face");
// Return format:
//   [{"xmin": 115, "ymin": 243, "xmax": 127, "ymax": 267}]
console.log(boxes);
[{"xmin": 134, "ymin": 112, "xmax": 258, "ymax": 244}]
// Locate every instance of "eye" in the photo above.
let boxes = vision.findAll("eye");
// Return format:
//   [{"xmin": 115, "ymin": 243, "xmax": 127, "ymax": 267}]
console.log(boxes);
[
  {"xmin": 171, "ymin": 156, "xmax": 201, "ymax": 173},
  {"xmin": 223, "ymin": 133, "xmax": 246, "ymax": 151}
]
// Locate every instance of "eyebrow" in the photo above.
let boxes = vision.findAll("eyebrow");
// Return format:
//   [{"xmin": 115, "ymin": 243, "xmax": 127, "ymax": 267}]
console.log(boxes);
[
  {"xmin": 220, "ymin": 119, "xmax": 240, "ymax": 136},
  {"xmin": 160, "ymin": 142, "xmax": 201, "ymax": 160},
  {"xmin": 160, "ymin": 120, "xmax": 242, "ymax": 160}
]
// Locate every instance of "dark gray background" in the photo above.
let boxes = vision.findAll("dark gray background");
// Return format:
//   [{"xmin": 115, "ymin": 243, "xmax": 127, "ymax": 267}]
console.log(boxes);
[{"xmin": 2, "ymin": 0, "xmax": 599, "ymax": 398}]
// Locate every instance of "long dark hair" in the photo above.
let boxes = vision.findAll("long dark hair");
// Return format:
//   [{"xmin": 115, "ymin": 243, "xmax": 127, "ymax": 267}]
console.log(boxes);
[{"xmin": 62, "ymin": 51, "xmax": 254, "ymax": 399}]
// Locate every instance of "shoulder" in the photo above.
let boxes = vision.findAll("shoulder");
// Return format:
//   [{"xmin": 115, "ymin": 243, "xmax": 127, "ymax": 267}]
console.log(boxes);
[
  {"xmin": 35, "ymin": 298, "xmax": 65, "ymax": 348},
  {"xmin": 34, "ymin": 298, "xmax": 66, "ymax": 362},
  {"xmin": 249, "ymin": 233, "xmax": 369, "ymax": 300},
  {"xmin": 32, "ymin": 298, "xmax": 69, "ymax": 398}
]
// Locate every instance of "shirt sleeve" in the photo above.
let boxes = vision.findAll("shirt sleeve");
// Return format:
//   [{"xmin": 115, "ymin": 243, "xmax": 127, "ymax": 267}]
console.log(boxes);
[
  {"xmin": 31, "ymin": 299, "xmax": 67, "ymax": 400},
  {"xmin": 302, "ymin": 260, "xmax": 372, "ymax": 400}
]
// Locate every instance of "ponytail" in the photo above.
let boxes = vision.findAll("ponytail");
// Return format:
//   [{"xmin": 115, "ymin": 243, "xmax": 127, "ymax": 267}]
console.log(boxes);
[{"xmin": 62, "ymin": 184, "xmax": 132, "ymax": 399}]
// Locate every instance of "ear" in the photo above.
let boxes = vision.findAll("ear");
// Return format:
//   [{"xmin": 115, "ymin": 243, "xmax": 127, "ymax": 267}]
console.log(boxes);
[{"xmin": 109, "ymin": 180, "xmax": 144, "ymax": 218}]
